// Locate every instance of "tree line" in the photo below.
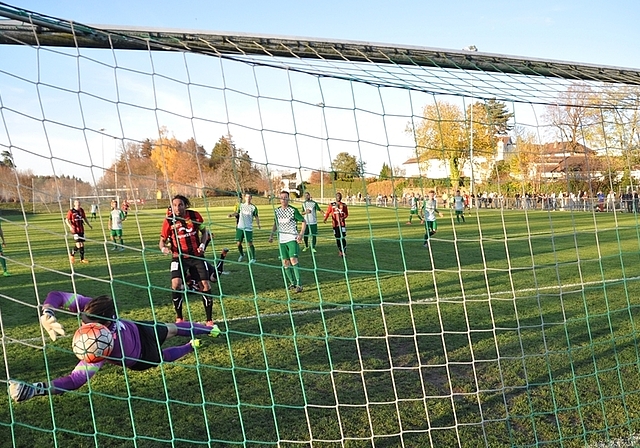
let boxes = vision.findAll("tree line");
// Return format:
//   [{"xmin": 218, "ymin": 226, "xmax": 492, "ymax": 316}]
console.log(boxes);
[{"xmin": 407, "ymin": 84, "xmax": 640, "ymax": 194}]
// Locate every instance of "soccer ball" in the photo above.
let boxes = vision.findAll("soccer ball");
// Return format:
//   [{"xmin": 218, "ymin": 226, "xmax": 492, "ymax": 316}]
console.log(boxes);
[{"xmin": 72, "ymin": 322, "xmax": 114, "ymax": 363}]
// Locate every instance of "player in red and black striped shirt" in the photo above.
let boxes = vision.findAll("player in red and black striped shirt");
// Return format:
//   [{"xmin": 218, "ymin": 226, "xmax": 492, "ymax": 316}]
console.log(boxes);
[
  {"xmin": 66, "ymin": 200, "xmax": 93, "ymax": 263},
  {"xmin": 159, "ymin": 195, "xmax": 215, "ymax": 325}
]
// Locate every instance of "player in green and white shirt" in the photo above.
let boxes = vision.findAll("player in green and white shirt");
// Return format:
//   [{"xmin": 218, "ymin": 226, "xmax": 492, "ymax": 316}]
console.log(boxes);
[
  {"xmin": 420, "ymin": 190, "xmax": 443, "ymax": 245},
  {"xmin": 108, "ymin": 200, "xmax": 126, "ymax": 251},
  {"xmin": 269, "ymin": 191, "xmax": 307, "ymax": 293},
  {"xmin": 301, "ymin": 192, "xmax": 322, "ymax": 252},
  {"xmin": 406, "ymin": 193, "xmax": 419, "ymax": 224},
  {"xmin": 229, "ymin": 193, "xmax": 261, "ymax": 263},
  {"xmin": 453, "ymin": 190, "xmax": 466, "ymax": 223}
]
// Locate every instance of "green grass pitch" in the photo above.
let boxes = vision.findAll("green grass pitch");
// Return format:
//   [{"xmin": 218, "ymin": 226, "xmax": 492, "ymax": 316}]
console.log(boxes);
[{"xmin": 2, "ymin": 202, "xmax": 640, "ymax": 447}]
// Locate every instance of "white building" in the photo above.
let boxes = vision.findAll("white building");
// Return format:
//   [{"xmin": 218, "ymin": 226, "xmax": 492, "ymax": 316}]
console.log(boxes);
[{"xmin": 402, "ymin": 136, "xmax": 514, "ymax": 181}]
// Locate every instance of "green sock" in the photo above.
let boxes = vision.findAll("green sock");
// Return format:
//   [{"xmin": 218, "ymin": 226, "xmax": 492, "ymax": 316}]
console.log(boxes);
[
  {"xmin": 249, "ymin": 245, "xmax": 256, "ymax": 260},
  {"xmin": 0, "ymin": 255, "xmax": 6, "ymax": 271},
  {"xmin": 292, "ymin": 263, "xmax": 301, "ymax": 286},
  {"xmin": 284, "ymin": 266, "xmax": 294, "ymax": 285}
]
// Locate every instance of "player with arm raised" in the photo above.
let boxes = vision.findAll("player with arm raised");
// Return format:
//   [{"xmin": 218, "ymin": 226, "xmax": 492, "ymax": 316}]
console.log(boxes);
[{"xmin": 8, "ymin": 290, "xmax": 219, "ymax": 402}]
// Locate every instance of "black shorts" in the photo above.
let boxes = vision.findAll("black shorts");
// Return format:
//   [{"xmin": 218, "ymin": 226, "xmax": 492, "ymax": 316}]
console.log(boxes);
[
  {"xmin": 332, "ymin": 226, "xmax": 346, "ymax": 239},
  {"xmin": 170, "ymin": 256, "xmax": 209, "ymax": 283},
  {"xmin": 73, "ymin": 232, "xmax": 86, "ymax": 243},
  {"xmin": 128, "ymin": 322, "xmax": 169, "ymax": 371}
]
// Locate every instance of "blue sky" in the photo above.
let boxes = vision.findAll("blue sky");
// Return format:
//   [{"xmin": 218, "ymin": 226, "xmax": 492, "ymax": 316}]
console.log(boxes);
[{"xmin": 2, "ymin": 1, "xmax": 640, "ymax": 182}]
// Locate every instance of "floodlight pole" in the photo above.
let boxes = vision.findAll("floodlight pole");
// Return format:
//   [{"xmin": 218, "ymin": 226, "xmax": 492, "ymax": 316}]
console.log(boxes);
[
  {"xmin": 114, "ymin": 137, "xmax": 119, "ymax": 205},
  {"xmin": 99, "ymin": 128, "xmax": 105, "ymax": 179},
  {"xmin": 317, "ymin": 102, "xmax": 326, "ymax": 202},
  {"xmin": 470, "ymin": 99, "xmax": 474, "ymax": 198},
  {"xmin": 317, "ymin": 103, "xmax": 326, "ymax": 202}
]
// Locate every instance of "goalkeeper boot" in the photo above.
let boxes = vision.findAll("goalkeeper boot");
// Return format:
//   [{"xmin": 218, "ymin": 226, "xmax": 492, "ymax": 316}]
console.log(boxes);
[{"xmin": 209, "ymin": 324, "xmax": 221, "ymax": 338}]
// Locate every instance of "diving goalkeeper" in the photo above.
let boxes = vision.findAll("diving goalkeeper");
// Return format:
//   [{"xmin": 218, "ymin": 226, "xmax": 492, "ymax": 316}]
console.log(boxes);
[{"xmin": 8, "ymin": 291, "xmax": 220, "ymax": 402}]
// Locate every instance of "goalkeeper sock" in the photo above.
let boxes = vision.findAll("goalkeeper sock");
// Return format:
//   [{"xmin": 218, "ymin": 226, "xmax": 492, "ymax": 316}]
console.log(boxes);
[
  {"xmin": 175, "ymin": 321, "xmax": 212, "ymax": 337},
  {"xmin": 162, "ymin": 343, "xmax": 194, "ymax": 362}
]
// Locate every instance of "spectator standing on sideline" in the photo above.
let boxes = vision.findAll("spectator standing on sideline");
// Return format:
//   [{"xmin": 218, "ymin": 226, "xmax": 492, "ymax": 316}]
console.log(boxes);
[
  {"xmin": 108, "ymin": 200, "xmax": 126, "ymax": 251},
  {"xmin": 596, "ymin": 191, "xmax": 605, "ymax": 212},
  {"xmin": 229, "ymin": 193, "xmax": 261, "ymax": 263},
  {"xmin": 0, "ymin": 219, "xmax": 9, "ymax": 276},
  {"xmin": 66, "ymin": 200, "xmax": 93, "ymax": 264},
  {"xmin": 159, "ymin": 195, "xmax": 215, "ymax": 325},
  {"xmin": 420, "ymin": 190, "xmax": 443, "ymax": 245},
  {"xmin": 324, "ymin": 192, "xmax": 349, "ymax": 257},
  {"xmin": 301, "ymin": 191, "xmax": 322, "ymax": 252},
  {"xmin": 269, "ymin": 191, "xmax": 306, "ymax": 293}
]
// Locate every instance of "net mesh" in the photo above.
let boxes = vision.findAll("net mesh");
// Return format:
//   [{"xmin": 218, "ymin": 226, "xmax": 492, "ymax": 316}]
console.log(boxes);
[{"xmin": 2, "ymin": 4, "xmax": 640, "ymax": 448}]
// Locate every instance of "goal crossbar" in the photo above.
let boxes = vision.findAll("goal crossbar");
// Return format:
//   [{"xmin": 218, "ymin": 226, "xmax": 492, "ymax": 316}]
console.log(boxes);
[{"xmin": 1, "ymin": 3, "xmax": 640, "ymax": 85}]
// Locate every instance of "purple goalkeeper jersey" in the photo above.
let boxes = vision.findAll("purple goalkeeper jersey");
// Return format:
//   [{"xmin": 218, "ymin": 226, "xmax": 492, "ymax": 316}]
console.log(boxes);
[{"xmin": 44, "ymin": 291, "xmax": 144, "ymax": 394}]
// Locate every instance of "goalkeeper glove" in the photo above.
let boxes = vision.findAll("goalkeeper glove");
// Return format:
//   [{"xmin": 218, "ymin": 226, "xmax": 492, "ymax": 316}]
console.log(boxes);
[
  {"xmin": 40, "ymin": 308, "xmax": 65, "ymax": 341},
  {"xmin": 8, "ymin": 380, "xmax": 47, "ymax": 402}
]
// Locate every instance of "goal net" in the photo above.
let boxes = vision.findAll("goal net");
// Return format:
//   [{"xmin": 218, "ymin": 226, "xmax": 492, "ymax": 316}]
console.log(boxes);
[{"xmin": 2, "ymin": 4, "xmax": 640, "ymax": 447}]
